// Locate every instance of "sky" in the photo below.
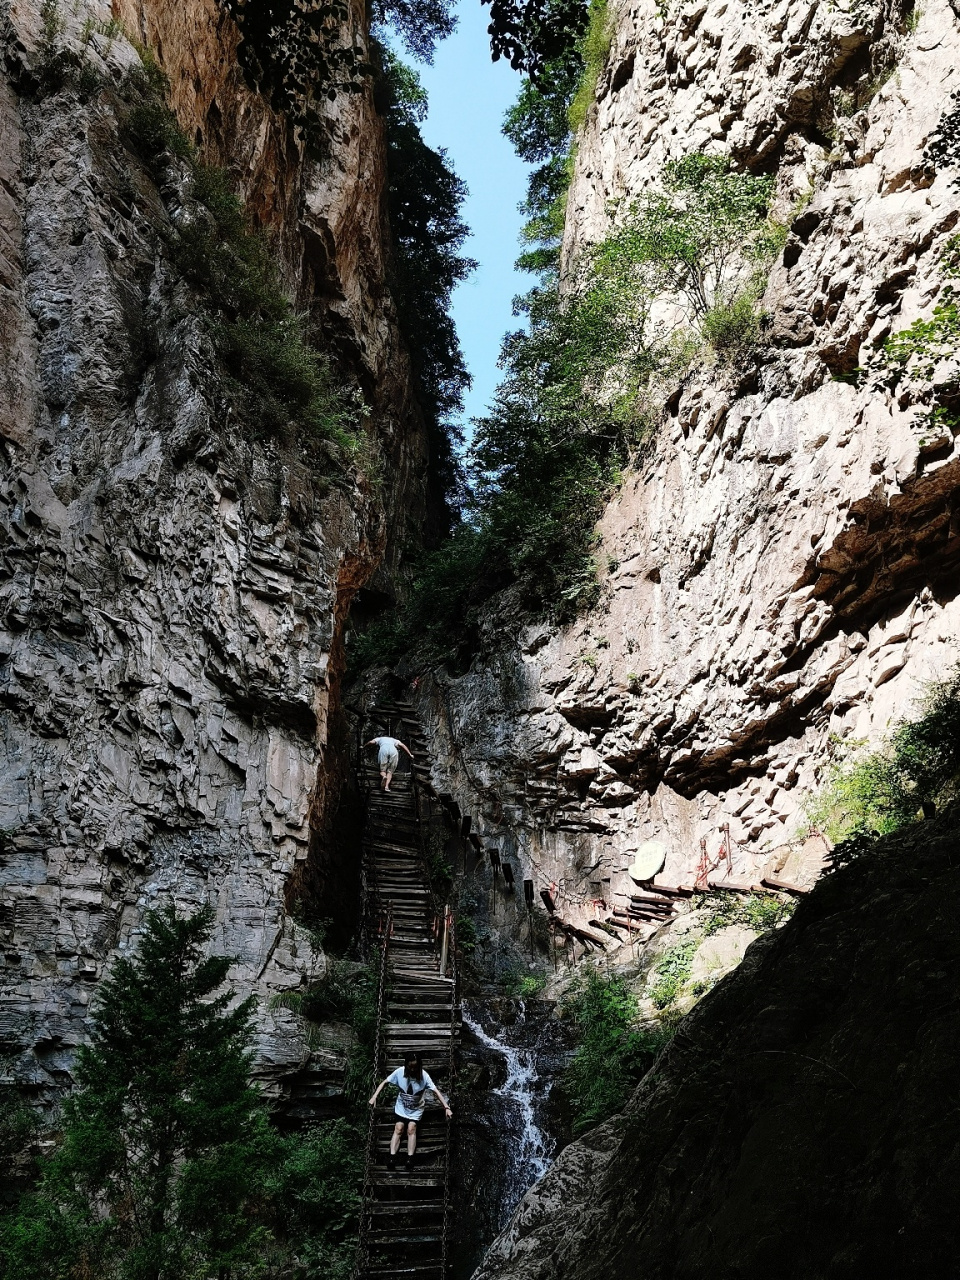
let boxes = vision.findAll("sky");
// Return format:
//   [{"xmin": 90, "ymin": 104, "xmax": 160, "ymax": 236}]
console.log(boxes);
[{"xmin": 407, "ymin": 1, "xmax": 531, "ymax": 428}]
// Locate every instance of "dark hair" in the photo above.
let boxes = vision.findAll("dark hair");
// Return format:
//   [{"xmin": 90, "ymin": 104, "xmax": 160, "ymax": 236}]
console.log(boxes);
[{"xmin": 404, "ymin": 1053, "xmax": 424, "ymax": 1083}]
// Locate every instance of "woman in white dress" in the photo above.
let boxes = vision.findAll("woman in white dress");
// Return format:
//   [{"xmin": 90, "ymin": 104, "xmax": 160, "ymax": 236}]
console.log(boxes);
[{"xmin": 369, "ymin": 1053, "xmax": 453, "ymax": 1169}]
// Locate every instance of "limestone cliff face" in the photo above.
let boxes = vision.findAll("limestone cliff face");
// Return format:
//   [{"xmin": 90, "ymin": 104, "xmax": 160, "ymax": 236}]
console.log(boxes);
[
  {"xmin": 417, "ymin": 0, "xmax": 960, "ymax": 943},
  {"xmin": 0, "ymin": 0, "xmax": 423, "ymax": 1102}
]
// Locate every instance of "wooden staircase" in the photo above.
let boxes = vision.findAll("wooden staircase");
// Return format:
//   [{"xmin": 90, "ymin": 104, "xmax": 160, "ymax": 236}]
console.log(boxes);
[{"xmin": 356, "ymin": 700, "xmax": 460, "ymax": 1280}]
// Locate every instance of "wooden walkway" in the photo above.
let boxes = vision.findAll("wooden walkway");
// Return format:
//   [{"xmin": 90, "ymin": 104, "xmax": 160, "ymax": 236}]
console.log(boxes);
[{"xmin": 356, "ymin": 701, "xmax": 460, "ymax": 1280}]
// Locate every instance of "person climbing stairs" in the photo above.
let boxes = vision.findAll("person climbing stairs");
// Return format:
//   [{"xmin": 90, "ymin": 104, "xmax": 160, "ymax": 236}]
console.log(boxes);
[{"xmin": 356, "ymin": 699, "xmax": 460, "ymax": 1280}]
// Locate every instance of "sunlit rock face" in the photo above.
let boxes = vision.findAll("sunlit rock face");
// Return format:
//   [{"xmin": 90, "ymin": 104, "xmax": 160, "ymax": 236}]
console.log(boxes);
[
  {"xmin": 418, "ymin": 0, "xmax": 960, "ymax": 943},
  {"xmin": 473, "ymin": 813, "xmax": 960, "ymax": 1280},
  {"xmin": 0, "ymin": 0, "xmax": 423, "ymax": 1102}
]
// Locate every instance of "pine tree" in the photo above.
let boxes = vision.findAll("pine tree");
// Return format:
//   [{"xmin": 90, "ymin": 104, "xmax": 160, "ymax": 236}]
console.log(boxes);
[{"xmin": 1, "ymin": 904, "xmax": 276, "ymax": 1280}]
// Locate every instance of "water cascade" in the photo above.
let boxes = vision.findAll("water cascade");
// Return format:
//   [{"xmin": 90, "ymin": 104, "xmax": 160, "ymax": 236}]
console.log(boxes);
[
  {"xmin": 462, "ymin": 1003, "xmax": 553, "ymax": 1197},
  {"xmin": 450, "ymin": 999, "xmax": 571, "ymax": 1277}
]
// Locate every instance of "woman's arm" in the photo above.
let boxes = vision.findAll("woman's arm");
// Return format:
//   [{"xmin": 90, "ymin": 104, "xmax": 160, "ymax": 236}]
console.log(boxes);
[
  {"xmin": 426, "ymin": 1076, "xmax": 452, "ymax": 1116},
  {"xmin": 398, "ymin": 740, "xmax": 414, "ymax": 758},
  {"xmin": 368, "ymin": 1076, "xmax": 393, "ymax": 1106}
]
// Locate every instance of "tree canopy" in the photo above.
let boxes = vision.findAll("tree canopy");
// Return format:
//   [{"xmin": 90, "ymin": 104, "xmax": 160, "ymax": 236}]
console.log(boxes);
[{"xmin": 480, "ymin": 0, "xmax": 588, "ymax": 81}]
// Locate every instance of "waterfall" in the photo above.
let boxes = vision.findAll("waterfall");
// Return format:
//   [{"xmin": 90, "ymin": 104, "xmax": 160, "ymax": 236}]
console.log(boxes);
[{"xmin": 461, "ymin": 1002, "xmax": 553, "ymax": 1213}]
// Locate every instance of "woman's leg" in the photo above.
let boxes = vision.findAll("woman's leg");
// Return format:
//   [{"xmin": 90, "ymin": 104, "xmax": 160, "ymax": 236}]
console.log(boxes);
[
  {"xmin": 390, "ymin": 1120, "xmax": 404, "ymax": 1156},
  {"xmin": 406, "ymin": 1120, "xmax": 417, "ymax": 1156}
]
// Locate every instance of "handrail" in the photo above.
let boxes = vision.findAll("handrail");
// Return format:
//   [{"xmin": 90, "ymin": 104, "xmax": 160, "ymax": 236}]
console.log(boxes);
[{"xmin": 354, "ymin": 904, "xmax": 391, "ymax": 1280}]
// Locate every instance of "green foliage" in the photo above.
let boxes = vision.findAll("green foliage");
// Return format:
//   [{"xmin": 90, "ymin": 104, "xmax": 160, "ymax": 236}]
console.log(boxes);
[
  {"xmin": 873, "ymin": 236, "xmax": 960, "ymax": 382},
  {"xmin": 648, "ymin": 939, "xmax": 698, "ymax": 1010},
  {"xmin": 501, "ymin": 965, "xmax": 547, "ymax": 998},
  {"xmin": 0, "ymin": 913, "xmax": 373, "ymax": 1280},
  {"xmin": 273, "ymin": 959, "xmax": 377, "ymax": 1104},
  {"xmin": 217, "ymin": 0, "xmax": 367, "ymax": 140},
  {"xmin": 568, "ymin": 0, "xmax": 611, "ymax": 132},
  {"xmin": 702, "ymin": 288, "xmax": 764, "ymax": 359},
  {"xmin": 0, "ymin": 905, "xmax": 273, "ymax": 1280},
  {"xmin": 33, "ymin": 0, "xmax": 116, "ymax": 96},
  {"xmin": 265, "ymin": 1120, "xmax": 364, "ymax": 1280},
  {"xmin": 600, "ymin": 154, "xmax": 774, "ymax": 320},
  {"xmin": 807, "ymin": 666, "xmax": 960, "ymax": 853},
  {"xmin": 347, "ymin": 153, "xmax": 777, "ymax": 667},
  {"xmin": 481, "ymin": 0, "xmax": 589, "ymax": 80},
  {"xmin": 698, "ymin": 891, "xmax": 794, "ymax": 937},
  {"xmin": 926, "ymin": 89, "xmax": 960, "ymax": 177},
  {"xmin": 881, "ymin": 297, "xmax": 960, "ymax": 379},
  {"xmin": 122, "ymin": 61, "xmax": 360, "ymax": 455},
  {"xmin": 0, "ymin": 1083, "xmax": 40, "ymax": 1203},
  {"xmin": 373, "ymin": 0, "xmax": 457, "ymax": 60},
  {"xmin": 562, "ymin": 969, "xmax": 671, "ymax": 1132}
]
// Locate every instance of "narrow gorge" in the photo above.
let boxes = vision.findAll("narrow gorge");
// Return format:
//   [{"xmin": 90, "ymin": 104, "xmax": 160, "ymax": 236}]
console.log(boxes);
[{"xmin": 2, "ymin": 0, "xmax": 960, "ymax": 1273}]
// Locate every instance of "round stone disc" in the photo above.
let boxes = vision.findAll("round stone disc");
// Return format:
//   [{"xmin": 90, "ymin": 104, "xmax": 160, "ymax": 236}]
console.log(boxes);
[{"xmin": 628, "ymin": 840, "xmax": 666, "ymax": 882}]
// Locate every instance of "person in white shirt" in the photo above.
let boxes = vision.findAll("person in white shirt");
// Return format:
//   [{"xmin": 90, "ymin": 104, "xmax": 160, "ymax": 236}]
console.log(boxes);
[
  {"xmin": 369, "ymin": 1053, "xmax": 452, "ymax": 1169},
  {"xmin": 365, "ymin": 734, "xmax": 414, "ymax": 792}
]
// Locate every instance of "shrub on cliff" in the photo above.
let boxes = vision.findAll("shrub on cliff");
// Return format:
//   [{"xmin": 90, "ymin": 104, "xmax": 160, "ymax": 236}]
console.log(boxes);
[
  {"xmin": 121, "ymin": 60, "xmax": 363, "ymax": 458},
  {"xmin": 808, "ymin": 666, "xmax": 960, "ymax": 853},
  {"xmin": 562, "ymin": 970, "xmax": 672, "ymax": 1134}
]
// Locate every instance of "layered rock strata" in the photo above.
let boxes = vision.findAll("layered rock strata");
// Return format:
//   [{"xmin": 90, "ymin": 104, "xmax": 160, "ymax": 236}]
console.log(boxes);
[
  {"xmin": 0, "ymin": 0, "xmax": 422, "ymax": 1103},
  {"xmin": 415, "ymin": 0, "xmax": 960, "ymax": 949}
]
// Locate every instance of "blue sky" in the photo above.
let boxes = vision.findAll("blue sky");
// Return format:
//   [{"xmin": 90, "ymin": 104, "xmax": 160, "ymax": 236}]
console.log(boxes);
[{"xmin": 407, "ymin": 2, "xmax": 530, "ymax": 427}]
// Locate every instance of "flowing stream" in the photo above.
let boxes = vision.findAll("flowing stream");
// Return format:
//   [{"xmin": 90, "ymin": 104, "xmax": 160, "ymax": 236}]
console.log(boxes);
[
  {"xmin": 451, "ymin": 999, "xmax": 570, "ymax": 1277},
  {"xmin": 461, "ymin": 1002, "xmax": 552, "ymax": 1199}
]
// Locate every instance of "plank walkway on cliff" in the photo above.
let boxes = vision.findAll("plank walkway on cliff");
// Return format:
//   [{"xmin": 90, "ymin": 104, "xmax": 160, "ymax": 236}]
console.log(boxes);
[{"xmin": 356, "ymin": 700, "xmax": 460, "ymax": 1280}]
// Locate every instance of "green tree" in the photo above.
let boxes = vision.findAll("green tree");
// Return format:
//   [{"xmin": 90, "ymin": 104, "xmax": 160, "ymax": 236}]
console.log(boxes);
[
  {"xmin": 595, "ymin": 154, "xmax": 774, "ymax": 320},
  {"xmin": 1, "ymin": 905, "xmax": 275, "ymax": 1280}
]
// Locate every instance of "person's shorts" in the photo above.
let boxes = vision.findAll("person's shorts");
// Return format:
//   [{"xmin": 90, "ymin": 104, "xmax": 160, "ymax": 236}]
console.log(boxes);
[{"xmin": 379, "ymin": 751, "xmax": 400, "ymax": 772}]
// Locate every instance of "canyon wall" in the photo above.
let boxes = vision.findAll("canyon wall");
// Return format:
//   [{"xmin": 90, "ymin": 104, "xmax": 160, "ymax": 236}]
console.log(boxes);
[
  {"xmin": 0, "ymin": 0, "xmax": 423, "ymax": 1104},
  {"xmin": 473, "ymin": 809, "xmax": 960, "ymax": 1280},
  {"xmin": 417, "ymin": 0, "xmax": 960, "ymax": 947}
]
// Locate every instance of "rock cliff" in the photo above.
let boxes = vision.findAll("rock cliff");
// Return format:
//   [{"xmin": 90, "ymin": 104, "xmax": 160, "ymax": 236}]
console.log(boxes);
[
  {"xmin": 0, "ymin": 0, "xmax": 425, "ymax": 1105},
  {"xmin": 415, "ymin": 0, "xmax": 960, "ymax": 946},
  {"xmin": 473, "ymin": 809, "xmax": 960, "ymax": 1280}
]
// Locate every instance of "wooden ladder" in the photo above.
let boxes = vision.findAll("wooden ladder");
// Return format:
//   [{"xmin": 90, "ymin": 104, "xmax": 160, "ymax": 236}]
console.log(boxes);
[{"xmin": 356, "ymin": 702, "xmax": 460, "ymax": 1280}]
